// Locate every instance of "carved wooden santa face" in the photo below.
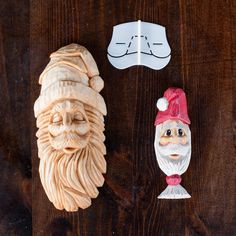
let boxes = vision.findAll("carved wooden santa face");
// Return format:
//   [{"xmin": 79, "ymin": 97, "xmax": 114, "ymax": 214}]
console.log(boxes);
[
  {"xmin": 36, "ymin": 101, "xmax": 106, "ymax": 211},
  {"xmin": 154, "ymin": 119, "xmax": 191, "ymax": 176},
  {"xmin": 48, "ymin": 100, "xmax": 90, "ymax": 154},
  {"xmin": 34, "ymin": 44, "xmax": 107, "ymax": 211},
  {"xmin": 154, "ymin": 87, "xmax": 191, "ymax": 199},
  {"xmin": 159, "ymin": 120, "xmax": 188, "ymax": 160}
]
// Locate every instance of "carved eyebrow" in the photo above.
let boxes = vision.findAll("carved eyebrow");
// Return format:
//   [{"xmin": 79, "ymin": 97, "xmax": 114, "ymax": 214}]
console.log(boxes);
[
  {"xmin": 161, "ymin": 123, "xmax": 187, "ymax": 130},
  {"xmin": 176, "ymin": 124, "xmax": 187, "ymax": 129},
  {"xmin": 161, "ymin": 124, "xmax": 173, "ymax": 130},
  {"xmin": 153, "ymin": 43, "xmax": 163, "ymax": 45},
  {"xmin": 116, "ymin": 42, "xmax": 126, "ymax": 45}
]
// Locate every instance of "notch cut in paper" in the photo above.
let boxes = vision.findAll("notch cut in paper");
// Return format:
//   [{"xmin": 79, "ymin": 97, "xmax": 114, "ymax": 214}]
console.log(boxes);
[{"xmin": 107, "ymin": 20, "xmax": 171, "ymax": 70}]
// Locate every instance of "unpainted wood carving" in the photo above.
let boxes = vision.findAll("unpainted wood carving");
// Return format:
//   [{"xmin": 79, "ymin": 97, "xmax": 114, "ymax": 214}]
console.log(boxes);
[{"xmin": 34, "ymin": 44, "xmax": 107, "ymax": 211}]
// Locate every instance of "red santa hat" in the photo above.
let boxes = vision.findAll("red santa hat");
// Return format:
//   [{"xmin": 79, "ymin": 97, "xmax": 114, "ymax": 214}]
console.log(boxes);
[{"xmin": 154, "ymin": 87, "xmax": 190, "ymax": 125}]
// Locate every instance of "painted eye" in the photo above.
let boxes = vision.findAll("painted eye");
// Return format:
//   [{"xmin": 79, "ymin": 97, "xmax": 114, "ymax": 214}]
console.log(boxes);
[
  {"xmin": 165, "ymin": 129, "xmax": 172, "ymax": 137},
  {"xmin": 178, "ymin": 129, "xmax": 185, "ymax": 137},
  {"xmin": 52, "ymin": 113, "xmax": 62, "ymax": 123}
]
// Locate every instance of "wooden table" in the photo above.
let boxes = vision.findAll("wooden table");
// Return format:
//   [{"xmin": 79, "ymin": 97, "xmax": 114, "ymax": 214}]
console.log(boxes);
[{"xmin": 0, "ymin": 0, "xmax": 235, "ymax": 235}]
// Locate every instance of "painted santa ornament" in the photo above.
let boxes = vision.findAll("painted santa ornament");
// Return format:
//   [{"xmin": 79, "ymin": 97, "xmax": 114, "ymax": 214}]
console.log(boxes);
[
  {"xmin": 154, "ymin": 88, "xmax": 191, "ymax": 199},
  {"xmin": 34, "ymin": 44, "xmax": 107, "ymax": 211}
]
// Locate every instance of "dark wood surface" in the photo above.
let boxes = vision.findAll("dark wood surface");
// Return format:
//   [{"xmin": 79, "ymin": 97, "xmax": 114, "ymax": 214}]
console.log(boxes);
[
  {"xmin": 0, "ymin": 0, "xmax": 235, "ymax": 235},
  {"xmin": 0, "ymin": 0, "xmax": 31, "ymax": 235}
]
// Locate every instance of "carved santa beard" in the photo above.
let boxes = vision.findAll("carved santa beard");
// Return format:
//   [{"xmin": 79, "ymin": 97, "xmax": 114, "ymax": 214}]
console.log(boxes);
[
  {"xmin": 154, "ymin": 124, "xmax": 191, "ymax": 176},
  {"xmin": 36, "ymin": 105, "xmax": 106, "ymax": 211}
]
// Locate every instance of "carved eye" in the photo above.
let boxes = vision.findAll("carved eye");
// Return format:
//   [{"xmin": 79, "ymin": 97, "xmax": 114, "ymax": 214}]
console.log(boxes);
[
  {"xmin": 178, "ymin": 129, "xmax": 185, "ymax": 137},
  {"xmin": 164, "ymin": 129, "xmax": 172, "ymax": 137},
  {"xmin": 74, "ymin": 113, "xmax": 84, "ymax": 122},
  {"xmin": 52, "ymin": 113, "xmax": 62, "ymax": 124}
]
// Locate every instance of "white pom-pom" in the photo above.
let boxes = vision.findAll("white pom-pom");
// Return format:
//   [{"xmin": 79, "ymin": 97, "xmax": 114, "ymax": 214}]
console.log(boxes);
[{"xmin": 156, "ymin": 97, "xmax": 169, "ymax": 111}]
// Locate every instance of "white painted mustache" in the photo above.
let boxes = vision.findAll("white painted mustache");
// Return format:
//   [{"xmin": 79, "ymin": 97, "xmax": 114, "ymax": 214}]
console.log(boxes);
[
  {"xmin": 158, "ymin": 143, "xmax": 190, "ymax": 157},
  {"xmin": 155, "ymin": 143, "xmax": 191, "ymax": 176}
]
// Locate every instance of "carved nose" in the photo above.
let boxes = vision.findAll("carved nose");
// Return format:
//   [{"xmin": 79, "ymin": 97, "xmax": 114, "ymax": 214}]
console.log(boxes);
[{"xmin": 63, "ymin": 112, "xmax": 72, "ymax": 126}]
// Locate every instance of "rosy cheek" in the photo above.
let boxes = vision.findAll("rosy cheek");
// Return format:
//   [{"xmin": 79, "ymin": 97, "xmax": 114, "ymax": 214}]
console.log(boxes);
[
  {"xmin": 180, "ymin": 137, "xmax": 187, "ymax": 145},
  {"xmin": 159, "ymin": 138, "xmax": 169, "ymax": 146}
]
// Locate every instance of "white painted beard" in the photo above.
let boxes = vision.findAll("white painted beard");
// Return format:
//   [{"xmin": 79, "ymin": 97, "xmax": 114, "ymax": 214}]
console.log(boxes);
[
  {"xmin": 154, "ymin": 124, "xmax": 191, "ymax": 176},
  {"xmin": 155, "ymin": 143, "xmax": 191, "ymax": 176}
]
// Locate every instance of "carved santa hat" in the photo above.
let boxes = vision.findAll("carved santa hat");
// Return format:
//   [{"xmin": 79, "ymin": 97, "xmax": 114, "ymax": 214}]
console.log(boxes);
[
  {"xmin": 34, "ymin": 43, "xmax": 107, "ymax": 117},
  {"xmin": 155, "ymin": 87, "xmax": 190, "ymax": 125}
]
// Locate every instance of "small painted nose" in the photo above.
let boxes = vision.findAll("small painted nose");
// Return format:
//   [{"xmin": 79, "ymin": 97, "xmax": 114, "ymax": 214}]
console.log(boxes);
[{"xmin": 169, "ymin": 135, "xmax": 180, "ymax": 144}]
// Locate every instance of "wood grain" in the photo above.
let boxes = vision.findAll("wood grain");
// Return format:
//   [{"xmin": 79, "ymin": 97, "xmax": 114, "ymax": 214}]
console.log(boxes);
[
  {"xmin": 0, "ymin": 0, "xmax": 235, "ymax": 235},
  {"xmin": 30, "ymin": 1, "xmax": 236, "ymax": 235},
  {"xmin": 0, "ymin": 0, "xmax": 31, "ymax": 235}
]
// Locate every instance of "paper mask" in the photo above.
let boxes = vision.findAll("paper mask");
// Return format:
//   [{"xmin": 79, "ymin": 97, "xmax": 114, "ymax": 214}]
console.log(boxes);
[
  {"xmin": 154, "ymin": 88, "xmax": 191, "ymax": 199},
  {"xmin": 107, "ymin": 20, "xmax": 171, "ymax": 70},
  {"xmin": 34, "ymin": 44, "xmax": 107, "ymax": 211}
]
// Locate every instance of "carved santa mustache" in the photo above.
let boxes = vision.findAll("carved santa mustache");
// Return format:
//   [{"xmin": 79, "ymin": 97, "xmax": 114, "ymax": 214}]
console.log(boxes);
[
  {"xmin": 50, "ymin": 132, "xmax": 90, "ymax": 152},
  {"xmin": 158, "ymin": 143, "xmax": 190, "ymax": 157},
  {"xmin": 155, "ymin": 143, "xmax": 191, "ymax": 176}
]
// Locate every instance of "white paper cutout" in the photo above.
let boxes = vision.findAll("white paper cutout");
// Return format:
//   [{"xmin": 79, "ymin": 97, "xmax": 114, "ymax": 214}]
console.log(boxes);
[{"xmin": 107, "ymin": 20, "xmax": 171, "ymax": 70}]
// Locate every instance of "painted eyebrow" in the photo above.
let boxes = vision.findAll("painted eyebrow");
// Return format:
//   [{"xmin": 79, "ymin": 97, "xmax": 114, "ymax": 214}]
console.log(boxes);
[
  {"xmin": 176, "ymin": 124, "xmax": 188, "ymax": 129},
  {"xmin": 153, "ymin": 43, "xmax": 163, "ymax": 45},
  {"xmin": 116, "ymin": 42, "xmax": 126, "ymax": 45},
  {"xmin": 161, "ymin": 124, "xmax": 172, "ymax": 130},
  {"xmin": 161, "ymin": 123, "xmax": 188, "ymax": 130}
]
